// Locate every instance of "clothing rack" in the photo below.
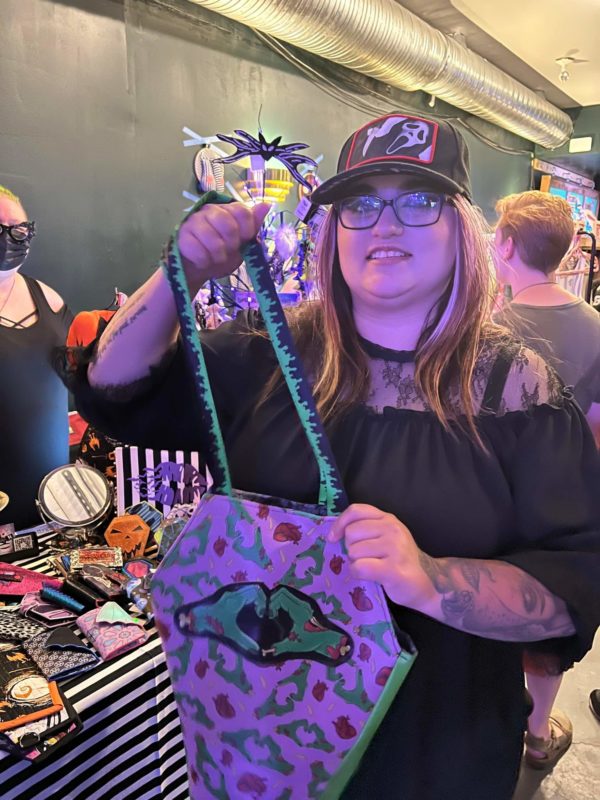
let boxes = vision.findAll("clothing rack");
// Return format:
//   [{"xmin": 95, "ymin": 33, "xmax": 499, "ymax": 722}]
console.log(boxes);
[
  {"xmin": 556, "ymin": 231, "xmax": 598, "ymax": 304},
  {"xmin": 581, "ymin": 231, "xmax": 598, "ymax": 304}
]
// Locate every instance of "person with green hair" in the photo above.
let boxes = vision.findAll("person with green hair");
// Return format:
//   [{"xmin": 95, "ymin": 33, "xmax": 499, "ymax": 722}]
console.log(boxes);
[{"xmin": 0, "ymin": 184, "xmax": 73, "ymax": 529}]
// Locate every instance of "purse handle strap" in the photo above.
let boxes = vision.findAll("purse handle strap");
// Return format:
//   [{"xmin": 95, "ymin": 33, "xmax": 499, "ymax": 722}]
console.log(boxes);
[{"xmin": 161, "ymin": 191, "xmax": 348, "ymax": 515}]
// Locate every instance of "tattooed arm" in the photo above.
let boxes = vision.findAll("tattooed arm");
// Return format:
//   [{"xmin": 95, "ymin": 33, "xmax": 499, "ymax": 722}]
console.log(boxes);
[
  {"xmin": 89, "ymin": 201, "xmax": 269, "ymax": 398},
  {"xmin": 88, "ymin": 268, "xmax": 181, "ymax": 396},
  {"xmin": 330, "ymin": 504, "xmax": 576, "ymax": 644},
  {"xmin": 417, "ymin": 553, "xmax": 575, "ymax": 641},
  {"xmin": 88, "ymin": 269, "xmax": 179, "ymax": 396}
]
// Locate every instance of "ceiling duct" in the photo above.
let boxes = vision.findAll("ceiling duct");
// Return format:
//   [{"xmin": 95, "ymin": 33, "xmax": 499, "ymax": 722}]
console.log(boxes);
[{"xmin": 186, "ymin": 0, "xmax": 572, "ymax": 148}]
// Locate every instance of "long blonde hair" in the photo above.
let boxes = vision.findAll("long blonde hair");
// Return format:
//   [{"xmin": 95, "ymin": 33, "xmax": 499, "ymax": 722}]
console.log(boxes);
[{"xmin": 277, "ymin": 196, "xmax": 505, "ymax": 445}]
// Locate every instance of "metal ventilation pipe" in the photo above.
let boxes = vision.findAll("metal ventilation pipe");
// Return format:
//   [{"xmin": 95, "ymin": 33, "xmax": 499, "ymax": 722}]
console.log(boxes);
[{"xmin": 186, "ymin": 0, "xmax": 572, "ymax": 148}]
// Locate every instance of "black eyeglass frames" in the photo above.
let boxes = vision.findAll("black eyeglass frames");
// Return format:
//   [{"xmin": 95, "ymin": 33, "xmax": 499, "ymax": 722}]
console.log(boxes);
[
  {"xmin": 0, "ymin": 221, "xmax": 36, "ymax": 243},
  {"xmin": 334, "ymin": 191, "xmax": 446, "ymax": 230}
]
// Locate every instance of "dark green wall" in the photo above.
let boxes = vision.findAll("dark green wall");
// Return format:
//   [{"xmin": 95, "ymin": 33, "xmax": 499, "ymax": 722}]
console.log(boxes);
[
  {"xmin": 535, "ymin": 105, "xmax": 600, "ymax": 184},
  {"xmin": 1, "ymin": 0, "xmax": 533, "ymax": 312}
]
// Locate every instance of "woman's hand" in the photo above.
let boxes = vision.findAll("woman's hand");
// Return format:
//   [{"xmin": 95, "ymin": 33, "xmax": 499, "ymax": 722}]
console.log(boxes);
[
  {"xmin": 328, "ymin": 504, "xmax": 576, "ymax": 642},
  {"xmin": 178, "ymin": 201, "xmax": 271, "ymax": 294},
  {"xmin": 329, "ymin": 503, "xmax": 434, "ymax": 610}
]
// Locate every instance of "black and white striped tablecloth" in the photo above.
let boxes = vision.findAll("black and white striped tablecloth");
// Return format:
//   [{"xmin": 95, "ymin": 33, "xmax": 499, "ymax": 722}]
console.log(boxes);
[{"xmin": 0, "ymin": 532, "xmax": 190, "ymax": 800}]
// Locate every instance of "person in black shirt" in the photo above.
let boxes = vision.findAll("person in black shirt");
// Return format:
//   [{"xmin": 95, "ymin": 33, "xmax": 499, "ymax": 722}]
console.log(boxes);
[
  {"xmin": 0, "ymin": 185, "xmax": 73, "ymax": 530},
  {"xmin": 64, "ymin": 115, "xmax": 600, "ymax": 799}
]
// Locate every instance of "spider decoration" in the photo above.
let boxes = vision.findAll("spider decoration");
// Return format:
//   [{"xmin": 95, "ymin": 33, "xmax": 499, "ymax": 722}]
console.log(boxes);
[{"xmin": 215, "ymin": 129, "xmax": 318, "ymax": 190}]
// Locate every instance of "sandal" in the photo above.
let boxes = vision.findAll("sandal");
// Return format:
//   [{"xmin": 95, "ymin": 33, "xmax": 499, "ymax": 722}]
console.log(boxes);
[{"xmin": 524, "ymin": 708, "xmax": 573, "ymax": 770}]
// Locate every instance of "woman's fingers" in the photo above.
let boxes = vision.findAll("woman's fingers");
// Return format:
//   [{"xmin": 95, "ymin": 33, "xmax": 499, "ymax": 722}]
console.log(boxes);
[
  {"xmin": 329, "ymin": 504, "xmax": 388, "ymax": 542},
  {"xmin": 343, "ymin": 519, "xmax": 389, "ymax": 546},
  {"xmin": 178, "ymin": 230, "xmax": 217, "ymax": 275},
  {"xmin": 200, "ymin": 202, "xmax": 270, "ymax": 249},
  {"xmin": 347, "ymin": 558, "xmax": 388, "ymax": 583},
  {"xmin": 254, "ymin": 202, "xmax": 272, "ymax": 227},
  {"xmin": 179, "ymin": 224, "xmax": 229, "ymax": 272},
  {"xmin": 177, "ymin": 201, "xmax": 271, "ymax": 285},
  {"xmin": 202, "ymin": 205, "xmax": 245, "ymax": 251},
  {"xmin": 346, "ymin": 537, "xmax": 390, "ymax": 561}
]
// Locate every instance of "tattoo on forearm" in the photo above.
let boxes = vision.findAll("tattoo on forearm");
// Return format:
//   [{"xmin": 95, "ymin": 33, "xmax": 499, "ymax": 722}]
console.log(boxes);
[
  {"xmin": 95, "ymin": 300, "xmax": 149, "ymax": 359},
  {"xmin": 418, "ymin": 552, "xmax": 575, "ymax": 642}
]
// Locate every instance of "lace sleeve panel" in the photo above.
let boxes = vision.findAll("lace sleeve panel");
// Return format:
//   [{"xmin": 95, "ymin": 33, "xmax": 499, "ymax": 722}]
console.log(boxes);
[
  {"xmin": 364, "ymin": 341, "xmax": 567, "ymax": 417},
  {"xmin": 496, "ymin": 345, "xmax": 568, "ymax": 416}
]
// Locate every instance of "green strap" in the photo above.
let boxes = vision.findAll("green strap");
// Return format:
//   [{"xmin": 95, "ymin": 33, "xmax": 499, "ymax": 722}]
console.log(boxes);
[
  {"xmin": 163, "ymin": 193, "xmax": 233, "ymax": 497},
  {"xmin": 162, "ymin": 192, "xmax": 347, "ymax": 515},
  {"xmin": 241, "ymin": 241, "xmax": 347, "ymax": 513}
]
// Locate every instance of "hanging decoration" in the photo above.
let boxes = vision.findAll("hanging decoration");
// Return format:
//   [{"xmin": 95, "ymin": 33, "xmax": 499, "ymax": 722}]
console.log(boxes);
[
  {"xmin": 297, "ymin": 168, "xmax": 322, "ymax": 201},
  {"xmin": 214, "ymin": 129, "xmax": 318, "ymax": 189},
  {"xmin": 193, "ymin": 286, "xmax": 232, "ymax": 331},
  {"xmin": 273, "ymin": 223, "xmax": 299, "ymax": 261},
  {"xmin": 181, "ymin": 122, "xmax": 325, "ymax": 317},
  {"xmin": 194, "ymin": 146, "xmax": 226, "ymax": 193}
]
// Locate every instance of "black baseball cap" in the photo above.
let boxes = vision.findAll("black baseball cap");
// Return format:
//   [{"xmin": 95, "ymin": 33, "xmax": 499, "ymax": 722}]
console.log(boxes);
[{"xmin": 311, "ymin": 113, "xmax": 472, "ymax": 205}]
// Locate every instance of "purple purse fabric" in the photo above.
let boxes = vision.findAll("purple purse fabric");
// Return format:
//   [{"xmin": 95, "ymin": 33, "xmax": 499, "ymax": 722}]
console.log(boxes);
[
  {"xmin": 150, "ymin": 202, "xmax": 417, "ymax": 799},
  {"xmin": 152, "ymin": 492, "xmax": 416, "ymax": 799}
]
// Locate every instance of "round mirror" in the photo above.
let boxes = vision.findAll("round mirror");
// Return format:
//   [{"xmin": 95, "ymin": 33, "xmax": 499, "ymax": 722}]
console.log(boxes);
[{"xmin": 37, "ymin": 464, "xmax": 112, "ymax": 528}]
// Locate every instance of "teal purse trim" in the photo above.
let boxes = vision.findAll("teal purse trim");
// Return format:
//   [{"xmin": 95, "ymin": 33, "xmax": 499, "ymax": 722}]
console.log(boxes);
[{"xmin": 161, "ymin": 191, "xmax": 348, "ymax": 514}]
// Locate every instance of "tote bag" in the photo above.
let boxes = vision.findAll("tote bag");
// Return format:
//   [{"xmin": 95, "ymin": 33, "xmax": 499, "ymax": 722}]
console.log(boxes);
[{"xmin": 150, "ymin": 193, "xmax": 417, "ymax": 799}]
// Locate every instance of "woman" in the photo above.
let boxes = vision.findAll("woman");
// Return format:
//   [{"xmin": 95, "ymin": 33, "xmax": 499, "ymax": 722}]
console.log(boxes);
[
  {"xmin": 0, "ymin": 185, "xmax": 73, "ymax": 530},
  {"xmin": 66, "ymin": 114, "xmax": 600, "ymax": 799}
]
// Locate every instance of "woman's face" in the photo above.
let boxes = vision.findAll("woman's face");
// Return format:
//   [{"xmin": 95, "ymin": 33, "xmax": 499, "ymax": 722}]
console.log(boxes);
[
  {"xmin": 336, "ymin": 175, "xmax": 457, "ymax": 313},
  {"xmin": 0, "ymin": 196, "xmax": 27, "ymax": 227}
]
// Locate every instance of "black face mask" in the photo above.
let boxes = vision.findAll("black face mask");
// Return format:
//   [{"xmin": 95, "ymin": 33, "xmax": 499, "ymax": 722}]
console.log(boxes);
[{"xmin": 0, "ymin": 225, "xmax": 34, "ymax": 272}]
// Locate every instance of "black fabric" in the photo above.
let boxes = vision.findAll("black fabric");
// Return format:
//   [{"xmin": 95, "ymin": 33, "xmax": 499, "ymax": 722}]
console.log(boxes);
[
  {"xmin": 0, "ymin": 275, "xmax": 73, "ymax": 530},
  {"xmin": 480, "ymin": 342, "xmax": 519, "ymax": 414},
  {"xmin": 64, "ymin": 311, "xmax": 600, "ymax": 800}
]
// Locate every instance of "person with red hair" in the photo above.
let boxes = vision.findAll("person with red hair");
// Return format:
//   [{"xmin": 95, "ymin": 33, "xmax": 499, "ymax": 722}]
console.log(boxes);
[{"xmin": 495, "ymin": 190, "xmax": 600, "ymax": 445}]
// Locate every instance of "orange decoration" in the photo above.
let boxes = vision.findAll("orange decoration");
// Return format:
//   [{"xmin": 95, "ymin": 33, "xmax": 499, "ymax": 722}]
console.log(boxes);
[{"xmin": 104, "ymin": 514, "xmax": 150, "ymax": 560}]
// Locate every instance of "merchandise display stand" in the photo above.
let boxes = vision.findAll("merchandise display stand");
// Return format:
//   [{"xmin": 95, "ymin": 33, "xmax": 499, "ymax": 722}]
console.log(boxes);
[{"xmin": 0, "ymin": 528, "xmax": 189, "ymax": 800}]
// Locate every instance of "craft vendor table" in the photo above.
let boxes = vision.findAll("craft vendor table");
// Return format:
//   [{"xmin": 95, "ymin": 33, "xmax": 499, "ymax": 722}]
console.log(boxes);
[{"xmin": 0, "ymin": 532, "xmax": 190, "ymax": 800}]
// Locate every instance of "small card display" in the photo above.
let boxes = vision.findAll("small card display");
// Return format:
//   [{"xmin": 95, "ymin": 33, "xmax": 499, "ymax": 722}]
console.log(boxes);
[{"xmin": 70, "ymin": 547, "xmax": 123, "ymax": 570}]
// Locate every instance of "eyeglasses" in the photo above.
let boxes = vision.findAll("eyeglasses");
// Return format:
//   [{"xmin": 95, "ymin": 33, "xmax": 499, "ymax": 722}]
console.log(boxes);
[
  {"xmin": 334, "ymin": 192, "xmax": 446, "ymax": 230},
  {"xmin": 0, "ymin": 221, "xmax": 36, "ymax": 243}
]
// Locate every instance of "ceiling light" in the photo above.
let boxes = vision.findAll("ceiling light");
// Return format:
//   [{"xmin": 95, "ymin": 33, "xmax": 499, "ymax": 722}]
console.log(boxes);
[
  {"xmin": 555, "ymin": 57, "xmax": 573, "ymax": 82},
  {"xmin": 555, "ymin": 54, "xmax": 588, "ymax": 83}
]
